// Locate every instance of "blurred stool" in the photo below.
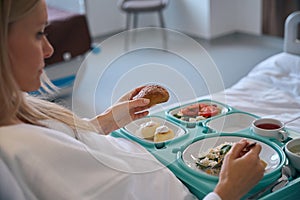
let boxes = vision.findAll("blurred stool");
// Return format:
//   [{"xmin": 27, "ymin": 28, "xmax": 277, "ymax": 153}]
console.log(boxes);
[{"xmin": 118, "ymin": 0, "xmax": 169, "ymax": 29}]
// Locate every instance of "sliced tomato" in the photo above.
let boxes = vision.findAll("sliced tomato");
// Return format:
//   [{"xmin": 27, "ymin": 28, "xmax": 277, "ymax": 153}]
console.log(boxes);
[{"xmin": 199, "ymin": 105, "xmax": 220, "ymax": 118}]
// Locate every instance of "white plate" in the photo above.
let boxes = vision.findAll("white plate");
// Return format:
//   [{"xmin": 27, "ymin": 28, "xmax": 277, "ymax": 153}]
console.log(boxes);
[
  {"xmin": 182, "ymin": 136, "xmax": 280, "ymax": 176},
  {"xmin": 168, "ymin": 100, "xmax": 229, "ymax": 123},
  {"xmin": 123, "ymin": 116, "xmax": 186, "ymax": 143},
  {"xmin": 205, "ymin": 113, "xmax": 257, "ymax": 133}
]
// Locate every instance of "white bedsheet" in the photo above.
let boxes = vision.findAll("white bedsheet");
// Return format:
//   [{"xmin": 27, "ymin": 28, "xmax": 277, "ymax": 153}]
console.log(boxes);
[{"xmin": 213, "ymin": 52, "xmax": 300, "ymax": 133}]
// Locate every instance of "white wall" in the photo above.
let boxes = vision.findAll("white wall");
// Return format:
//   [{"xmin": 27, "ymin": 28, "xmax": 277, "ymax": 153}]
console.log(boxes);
[
  {"xmin": 164, "ymin": 0, "xmax": 211, "ymax": 38},
  {"xmin": 235, "ymin": 0, "xmax": 262, "ymax": 35},
  {"xmin": 46, "ymin": 0, "xmax": 85, "ymax": 13},
  {"xmin": 85, "ymin": 0, "xmax": 125, "ymax": 37},
  {"xmin": 210, "ymin": 0, "xmax": 237, "ymax": 38},
  {"xmin": 47, "ymin": 0, "xmax": 262, "ymax": 39},
  {"xmin": 165, "ymin": 0, "xmax": 262, "ymax": 39}
]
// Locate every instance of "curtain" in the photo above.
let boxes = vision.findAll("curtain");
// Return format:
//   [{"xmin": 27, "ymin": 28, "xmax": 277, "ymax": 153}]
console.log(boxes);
[{"xmin": 263, "ymin": 0, "xmax": 300, "ymax": 37}]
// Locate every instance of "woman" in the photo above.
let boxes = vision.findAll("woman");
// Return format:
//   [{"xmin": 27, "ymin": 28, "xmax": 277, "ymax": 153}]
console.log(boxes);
[{"xmin": 0, "ymin": 0, "xmax": 265, "ymax": 199}]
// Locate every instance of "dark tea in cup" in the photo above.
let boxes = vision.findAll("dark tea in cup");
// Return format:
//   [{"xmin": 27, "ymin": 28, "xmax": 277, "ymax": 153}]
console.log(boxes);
[
  {"xmin": 255, "ymin": 123, "xmax": 281, "ymax": 130},
  {"xmin": 251, "ymin": 118, "xmax": 288, "ymax": 142}
]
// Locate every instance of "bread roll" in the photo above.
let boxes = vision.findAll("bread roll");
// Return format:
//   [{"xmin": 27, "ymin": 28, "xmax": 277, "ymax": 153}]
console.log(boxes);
[
  {"xmin": 133, "ymin": 85, "xmax": 169, "ymax": 107},
  {"xmin": 260, "ymin": 159, "xmax": 268, "ymax": 168}
]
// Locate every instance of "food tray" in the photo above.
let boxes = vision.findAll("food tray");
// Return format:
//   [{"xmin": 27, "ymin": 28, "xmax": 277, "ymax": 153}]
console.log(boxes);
[{"xmin": 111, "ymin": 100, "xmax": 300, "ymax": 199}]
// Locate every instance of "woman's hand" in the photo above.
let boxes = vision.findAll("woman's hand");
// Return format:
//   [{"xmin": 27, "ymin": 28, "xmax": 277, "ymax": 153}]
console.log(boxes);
[
  {"xmin": 90, "ymin": 98, "xmax": 150, "ymax": 134},
  {"xmin": 214, "ymin": 139, "xmax": 265, "ymax": 200}
]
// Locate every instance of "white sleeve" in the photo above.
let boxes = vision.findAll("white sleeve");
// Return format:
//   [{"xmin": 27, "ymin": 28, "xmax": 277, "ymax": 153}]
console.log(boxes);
[
  {"xmin": 203, "ymin": 192, "xmax": 222, "ymax": 200},
  {"xmin": 0, "ymin": 158, "xmax": 26, "ymax": 200},
  {"xmin": 0, "ymin": 124, "xmax": 196, "ymax": 200}
]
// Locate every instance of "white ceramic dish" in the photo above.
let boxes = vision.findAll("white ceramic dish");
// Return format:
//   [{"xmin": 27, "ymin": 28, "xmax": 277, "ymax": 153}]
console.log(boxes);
[
  {"xmin": 182, "ymin": 136, "xmax": 281, "ymax": 176},
  {"xmin": 123, "ymin": 116, "xmax": 186, "ymax": 143},
  {"xmin": 251, "ymin": 118, "xmax": 289, "ymax": 142},
  {"xmin": 285, "ymin": 138, "xmax": 300, "ymax": 171},
  {"xmin": 205, "ymin": 112, "xmax": 257, "ymax": 133}
]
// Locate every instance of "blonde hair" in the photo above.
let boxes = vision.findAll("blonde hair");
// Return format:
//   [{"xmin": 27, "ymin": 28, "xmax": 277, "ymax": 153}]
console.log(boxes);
[{"xmin": 0, "ymin": 0, "xmax": 97, "ymax": 133}]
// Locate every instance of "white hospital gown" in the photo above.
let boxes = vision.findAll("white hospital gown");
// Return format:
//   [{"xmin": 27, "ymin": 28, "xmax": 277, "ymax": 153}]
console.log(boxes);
[{"xmin": 0, "ymin": 120, "xmax": 204, "ymax": 200}]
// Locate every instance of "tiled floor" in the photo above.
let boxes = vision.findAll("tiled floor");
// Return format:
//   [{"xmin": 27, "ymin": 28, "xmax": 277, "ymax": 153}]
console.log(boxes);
[
  {"xmin": 46, "ymin": 31, "xmax": 283, "ymax": 110},
  {"xmin": 93, "ymin": 31, "xmax": 283, "ymax": 89}
]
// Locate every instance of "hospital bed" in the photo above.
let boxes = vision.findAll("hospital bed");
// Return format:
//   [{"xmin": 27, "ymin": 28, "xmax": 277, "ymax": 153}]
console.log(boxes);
[
  {"xmin": 211, "ymin": 11, "xmax": 300, "ymax": 132},
  {"xmin": 73, "ymin": 10, "xmax": 300, "ymax": 199},
  {"xmin": 2, "ymin": 10, "xmax": 300, "ymax": 200}
]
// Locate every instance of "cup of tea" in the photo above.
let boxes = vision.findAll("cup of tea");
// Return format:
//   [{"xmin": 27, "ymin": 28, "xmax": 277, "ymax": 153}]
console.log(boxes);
[{"xmin": 251, "ymin": 118, "xmax": 288, "ymax": 142}]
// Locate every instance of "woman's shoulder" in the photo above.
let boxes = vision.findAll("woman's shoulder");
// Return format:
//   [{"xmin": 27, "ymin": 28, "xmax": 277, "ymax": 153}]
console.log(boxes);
[
  {"xmin": 0, "ymin": 122, "xmax": 79, "ymax": 147},
  {"xmin": 39, "ymin": 119, "xmax": 76, "ymax": 138},
  {"xmin": 0, "ymin": 123, "xmax": 36, "ymax": 135}
]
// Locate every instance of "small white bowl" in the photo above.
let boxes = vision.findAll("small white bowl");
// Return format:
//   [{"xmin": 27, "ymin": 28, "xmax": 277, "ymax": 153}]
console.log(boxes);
[{"xmin": 285, "ymin": 138, "xmax": 300, "ymax": 171}]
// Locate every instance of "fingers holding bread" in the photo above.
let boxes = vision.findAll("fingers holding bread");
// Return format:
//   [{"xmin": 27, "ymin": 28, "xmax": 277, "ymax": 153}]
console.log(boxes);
[{"xmin": 132, "ymin": 85, "xmax": 170, "ymax": 107}]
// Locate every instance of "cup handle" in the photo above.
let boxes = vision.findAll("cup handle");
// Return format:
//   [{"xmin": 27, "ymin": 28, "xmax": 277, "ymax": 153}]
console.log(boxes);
[{"xmin": 278, "ymin": 129, "xmax": 289, "ymax": 142}]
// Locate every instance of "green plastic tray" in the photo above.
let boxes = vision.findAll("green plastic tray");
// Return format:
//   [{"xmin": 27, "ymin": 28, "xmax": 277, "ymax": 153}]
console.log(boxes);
[{"xmin": 111, "ymin": 100, "xmax": 300, "ymax": 199}]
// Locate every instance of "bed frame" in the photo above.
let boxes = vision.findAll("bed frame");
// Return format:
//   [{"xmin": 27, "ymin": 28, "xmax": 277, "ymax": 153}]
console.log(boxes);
[{"xmin": 284, "ymin": 11, "xmax": 300, "ymax": 55}]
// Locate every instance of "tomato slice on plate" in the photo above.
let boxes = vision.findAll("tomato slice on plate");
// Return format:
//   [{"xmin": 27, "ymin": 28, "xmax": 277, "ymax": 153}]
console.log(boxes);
[{"xmin": 199, "ymin": 105, "xmax": 220, "ymax": 118}]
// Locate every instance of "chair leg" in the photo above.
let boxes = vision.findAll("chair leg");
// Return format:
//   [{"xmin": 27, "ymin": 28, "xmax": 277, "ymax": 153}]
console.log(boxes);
[
  {"xmin": 133, "ymin": 13, "xmax": 138, "ymax": 29},
  {"xmin": 126, "ymin": 13, "xmax": 131, "ymax": 30},
  {"xmin": 158, "ymin": 11, "xmax": 165, "ymax": 28}
]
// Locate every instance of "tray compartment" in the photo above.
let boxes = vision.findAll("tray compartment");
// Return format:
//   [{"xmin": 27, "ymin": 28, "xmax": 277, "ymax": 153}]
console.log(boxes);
[
  {"xmin": 203, "ymin": 112, "xmax": 258, "ymax": 133},
  {"xmin": 121, "ymin": 115, "xmax": 188, "ymax": 148},
  {"xmin": 166, "ymin": 99, "xmax": 231, "ymax": 128}
]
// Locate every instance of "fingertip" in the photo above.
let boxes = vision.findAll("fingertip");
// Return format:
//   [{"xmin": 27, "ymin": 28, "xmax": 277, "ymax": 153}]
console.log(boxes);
[
  {"xmin": 143, "ymin": 110, "xmax": 149, "ymax": 116},
  {"xmin": 239, "ymin": 138, "xmax": 249, "ymax": 144},
  {"xmin": 138, "ymin": 98, "xmax": 150, "ymax": 107},
  {"xmin": 228, "ymin": 140, "xmax": 248, "ymax": 158},
  {"xmin": 134, "ymin": 110, "xmax": 149, "ymax": 119},
  {"xmin": 131, "ymin": 98, "xmax": 150, "ymax": 106},
  {"xmin": 251, "ymin": 143, "xmax": 262, "ymax": 155},
  {"xmin": 142, "ymin": 98, "xmax": 150, "ymax": 104}
]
